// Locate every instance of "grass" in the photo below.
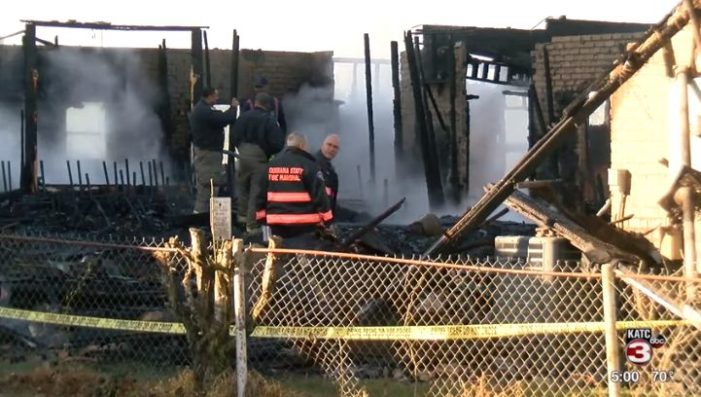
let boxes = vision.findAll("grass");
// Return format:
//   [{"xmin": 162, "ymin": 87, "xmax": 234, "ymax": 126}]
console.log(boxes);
[
  {"xmin": 0, "ymin": 360, "xmax": 307, "ymax": 397},
  {"xmin": 0, "ymin": 360, "xmax": 683, "ymax": 397},
  {"xmin": 276, "ymin": 374, "xmax": 431, "ymax": 397}
]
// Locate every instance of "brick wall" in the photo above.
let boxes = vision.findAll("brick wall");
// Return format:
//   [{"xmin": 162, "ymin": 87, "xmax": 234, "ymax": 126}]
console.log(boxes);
[
  {"xmin": 532, "ymin": 33, "xmax": 643, "ymax": 121},
  {"xmin": 609, "ymin": 25, "xmax": 697, "ymax": 258},
  {"xmin": 0, "ymin": 44, "xmax": 334, "ymax": 160}
]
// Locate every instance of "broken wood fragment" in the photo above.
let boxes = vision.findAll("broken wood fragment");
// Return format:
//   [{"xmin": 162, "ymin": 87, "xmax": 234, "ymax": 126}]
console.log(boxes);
[{"xmin": 500, "ymin": 188, "xmax": 638, "ymax": 265}]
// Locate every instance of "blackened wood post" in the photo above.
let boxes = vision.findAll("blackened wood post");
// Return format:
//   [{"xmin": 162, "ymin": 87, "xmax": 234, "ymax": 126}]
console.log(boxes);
[
  {"xmin": 231, "ymin": 30, "xmax": 240, "ymax": 100},
  {"xmin": 414, "ymin": 36, "xmax": 445, "ymax": 208},
  {"xmin": 528, "ymin": 83, "xmax": 548, "ymax": 148},
  {"xmin": 190, "ymin": 29, "xmax": 203, "ymax": 108},
  {"xmin": 203, "ymin": 30, "xmax": 212, "ymax": 88},
  {"xmin": 22, "ymin": 23, "xmax": 39, "ymax": 193},
  {"xmin": 390, "ymin": 41, "xmax": 403, "ymax": 177},
  {"xmin": 364, "ymin": 33, "xmax": 376, "ymax": 184},
  {"xmin": 158, "ymin": 39, "xmax": 173, "ymax": 150},
  {"xmin": 448, "ymin": 35, "xmax": 460, "ymax": 204},
  {"xmin": 541, "ymin": 45, "xmax": 559, "ymax": 177},
  {"xmin": 404, "ymin": 31, "xmax": 444, "ymax": 210},
  {"xmin": 228, "ymin": 29, "xmax": 240, "ymax": 199}
]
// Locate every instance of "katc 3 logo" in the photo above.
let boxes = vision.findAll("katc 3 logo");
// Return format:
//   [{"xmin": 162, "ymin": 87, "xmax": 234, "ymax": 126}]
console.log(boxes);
[{"xmin": 625, "ymin": 328, "xmax": 666, "ymax": 366}]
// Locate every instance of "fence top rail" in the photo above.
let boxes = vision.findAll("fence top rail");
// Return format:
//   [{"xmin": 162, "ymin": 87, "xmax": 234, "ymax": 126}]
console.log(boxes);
[
  {"xmin": 249, "ymin": 247, "xmax": 601, "ymax": 279},
  {"xmin": 250, "ymin": 247, "xmax": 701, "ymax": 283},
  {"xmin": 0, "ymin": 234, "xmax": 178, "ymax": 253}
]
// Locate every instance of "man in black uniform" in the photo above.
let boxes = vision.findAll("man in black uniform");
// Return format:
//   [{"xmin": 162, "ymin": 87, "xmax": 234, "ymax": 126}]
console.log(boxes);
[
  {"xmin": 315, "ymin": 134, "xmax": 340, "ymax": 223},
  {"xmin": 240, "ymin": 75, "xmax": 287, "ymax": 134},
  {"xmin": 232, "ymin": 92, "xmax": 285, "ymax": 233},
  {"xmin": 254, "ymin": 132, "xmax": 331, "ymax": 248},
  {"xmin": 189, "ymin": 87, "xmax": 238, "ymax": 213}
]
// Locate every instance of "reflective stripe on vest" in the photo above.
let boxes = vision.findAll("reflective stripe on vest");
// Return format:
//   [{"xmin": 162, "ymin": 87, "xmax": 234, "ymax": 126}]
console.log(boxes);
[
  {"xmin": 267, "ymin": 192, "xmax": 312, "ymax": 203},
  {"xmin": 325, "ymin": 187, "xmax": 335, "ymax": 198},
  {"xmin": 255, "ymin": 209, "xmax": 266, "ymax": 220},
  {"xmin": 266, "ymin": 210, "xmax": 333, "ymax": 225}
]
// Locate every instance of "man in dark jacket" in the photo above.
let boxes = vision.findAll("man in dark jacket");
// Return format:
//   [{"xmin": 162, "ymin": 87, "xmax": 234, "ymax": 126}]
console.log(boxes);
[
  {"xmin": 240, "ymin": 75, "xmax": 287, "ymax": 134},
  {"xmin": 315, "ymin": 134, "xmax": 340, "ymax": 222},
  {"xmin": 232, "ymin": 92, "xmax": 285, "ymax": 233},
  {"xmin": 254, "ymin": 132, "xmax": 331, "ymax": 244},
  {"xmin": 189, "ymin": 87, "xmax": 238, "ymax": 213}
]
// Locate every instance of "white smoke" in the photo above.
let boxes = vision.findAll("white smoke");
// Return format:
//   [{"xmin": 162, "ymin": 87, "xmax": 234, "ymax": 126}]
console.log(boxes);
[
  {"xmin": 0, "ymin": 105, "xmax": 22, "ymax": 192},
  {"xmin": 7, "ymin": 47, "xmax": 174, "ymax": 186}
]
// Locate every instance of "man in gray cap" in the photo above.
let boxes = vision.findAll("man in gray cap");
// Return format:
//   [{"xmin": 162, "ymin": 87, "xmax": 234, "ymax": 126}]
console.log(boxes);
[{"xmin": 241, "ymin": 75, "xmax": 287, "ymax": 134}]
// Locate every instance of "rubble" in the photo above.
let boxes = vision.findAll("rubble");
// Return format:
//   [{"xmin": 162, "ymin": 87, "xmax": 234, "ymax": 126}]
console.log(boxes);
[{"xmin": 335, "ymin": 216, "xmax": 535, "ymax": 256}]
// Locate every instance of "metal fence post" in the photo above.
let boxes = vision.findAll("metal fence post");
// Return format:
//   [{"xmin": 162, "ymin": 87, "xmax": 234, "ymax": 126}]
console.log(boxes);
[
  {"xmin": 233, "ymin": 238, "xmax": 247, "ymax": 397},
  {"xmin": 602, "ymin": 263, "xmax": 621, "ymax": 397}
]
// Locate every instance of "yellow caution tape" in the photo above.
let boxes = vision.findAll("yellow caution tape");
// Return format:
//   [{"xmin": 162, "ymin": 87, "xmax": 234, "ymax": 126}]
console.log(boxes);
[
  {"xmin": 0, "ymin": 306, "xmax": 691, "ymax": 340},
  {"xmin": 0, "ymin": 306, "xmax": 188, "ymax": 334},
  {"xmin": 250, "ymin": 320, "xmax": 692, "ymax": 341}
]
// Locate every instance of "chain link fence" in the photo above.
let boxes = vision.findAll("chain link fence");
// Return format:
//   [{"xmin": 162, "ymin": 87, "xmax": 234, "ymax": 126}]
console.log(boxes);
[
  {"xmin": 0, "ymin": 233, "xmax": 190, "ymax": 369},
  {"xmin": 1, "ymin": 232, "xmax": 700, "ymax": 396},
  {"xmin": 245, "ymin": 248, "xmax": 701, "ymax": 397}
]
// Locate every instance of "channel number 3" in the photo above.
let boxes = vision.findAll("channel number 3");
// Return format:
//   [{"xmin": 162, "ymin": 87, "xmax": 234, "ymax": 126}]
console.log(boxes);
[{"xmin": 626, "ymin": 339, "xmax": 652, "ymax": 365}]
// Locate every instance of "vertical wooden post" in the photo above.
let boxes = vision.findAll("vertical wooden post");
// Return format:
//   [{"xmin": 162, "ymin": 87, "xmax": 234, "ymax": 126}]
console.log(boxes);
[
  {"xmin": 231, "ymin": 30, "xmax": 240, "ymax": 100},
  {"xmin": 228, "ymin": 30, "xmax": 240, "ymax": 200},
  {"xmin": 602, "ymin": 263, "xmax": 621, "ymax": 397},
  {"xmin": 541, "ymin": 45, "xmax": 559, "ymax": 178},
  {"xmin": 406, "ymin": 32, "xmax": 445, "ymax": 209},
  {"xmin": 214, "ymin": 240, "xmax": 233, "ymax": 324},
  {"xmin": 251, "ymin": 236, "xmax": 281, "ymax": 322},
  {"xmin": 233, "ymin": 239, "xmax": 247, "ymax": 397},
  {"xmin": 203, "ymin": 30, "xmax": 212, "ymax": 88},
  {"xmin": 22, "ymin": 23, "xmax": 38, "ymax": 194},
  {"xmin": 157, "ymin": 39, "xmax": 173, "ymax": 150},
  {"xmin": 448, "ymin": 34, "xmax": 460, "ymax": 205},
  {"xmin": 390, "ymin": 41, "xmax": 403, "ymax": 178},
  {"xmin": 190, "ymin": 28, "xmax": 203, "ymax": 109},
  {"xmin": 364, "ymin": 33, "xmax": 376, "ymax": 184}
]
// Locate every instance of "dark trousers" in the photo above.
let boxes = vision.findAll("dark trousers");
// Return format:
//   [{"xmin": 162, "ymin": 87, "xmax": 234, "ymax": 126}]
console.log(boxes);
[{"xmin": 236, "ymin": 143, "xmax": 268, "ymax": 231}]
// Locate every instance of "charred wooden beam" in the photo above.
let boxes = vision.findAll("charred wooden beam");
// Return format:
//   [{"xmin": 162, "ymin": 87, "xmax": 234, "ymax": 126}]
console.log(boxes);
[
  {"xmin": 340, "ymin": 197, "xmax": 406, "ymax": 247},
  {"xmin": 448, "ymin": 36, "xmax": 460, "ymax": 205},
  {"xmin": 190, "ymin": 29, "xmax": 204, "ymax": 108},
  {"xmin": 364, "ymin": 33, "xmax": 376, "ymax": 184},
  {"xmin": 21, "ymin": 20, "xmax": 208, "ymax": 31},
  {"xmin": 21, "ymin": 23, "xmax": 39, "ymax": 194},
  {"xmin": 502, "ymin": 189, "xmax": 638, "ymax": 264},
  {"xmin": 515, "ymin": 179, "xmax": 562, "ymax": 189},
  {"xmin": 390, "ymin": 41, "xmax": 404, "ymax": 175},
  {"xmin": 231, "ymin": 30, "xmax": 240, "ymax": 100},
  {"xmin": 228, "ymin": 30, "xmax": 240, "ymax": 199},
  {"xmin": 157, "ymin": 39, "xmax": 173, "ymax": 150},
  {"xmin": 412, "ymin": 34, "xmax": 445, "ymax": 209},
  {"xmin": 34, "ymin": 36, "xmax": 57, "ymax": 47},
  {"xmin": 404, "ymin": 31, "xmax": 444, "ymax": 210},
  {"xmin": 527, "ymin": 83, "xmax": 548, "ymax": 148},
  {"xmin": 424, "ymin": 2, "xmax": 700, "ymax": 255},
  {"xmin": 203, "ymin": 30, "xmax": 212, "ymax": 88}
]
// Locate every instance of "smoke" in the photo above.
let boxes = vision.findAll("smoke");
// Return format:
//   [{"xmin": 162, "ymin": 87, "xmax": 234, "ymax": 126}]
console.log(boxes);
[
  {"xmin": 279, "ymin": 62, "xmax": 432, "ymax": 224},
  {"xmin": 0, "ymin": 105, "xmax": 22, "ymax": 192},
  {"xmin": 0, "ymin": 47, "xmax": 172, "ymax": 187},
  {"xmin": 318, "ymin": 65, "xmax": 532, "ymax": 224},
  {"xmin": 466, "ymin": 81, "xmax": 530, "ymax": 223}
]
